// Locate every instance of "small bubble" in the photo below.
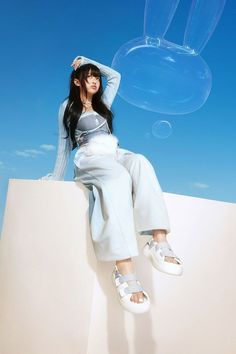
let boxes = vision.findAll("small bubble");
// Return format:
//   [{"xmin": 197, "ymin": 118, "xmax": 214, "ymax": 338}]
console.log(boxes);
[{"xmin": 152, "ymin": 120, "xmax": 172, "ymax": 139}]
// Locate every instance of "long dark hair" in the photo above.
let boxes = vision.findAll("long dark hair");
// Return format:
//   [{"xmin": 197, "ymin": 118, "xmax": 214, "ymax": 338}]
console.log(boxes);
[{"xmin": 62, "ymin": 63, "xmax": 114, "ymax": 150}]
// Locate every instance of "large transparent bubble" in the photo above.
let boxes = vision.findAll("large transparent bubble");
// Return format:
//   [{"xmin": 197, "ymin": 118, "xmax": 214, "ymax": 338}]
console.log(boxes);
[{"xmin": 112, "ymin": 0, "xmax": 227, "ymax": 115}]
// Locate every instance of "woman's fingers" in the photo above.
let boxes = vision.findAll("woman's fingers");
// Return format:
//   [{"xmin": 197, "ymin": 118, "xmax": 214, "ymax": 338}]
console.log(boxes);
[{"xmin": 71, "ymin": 58, "xmax": 81, "ymax": 70}]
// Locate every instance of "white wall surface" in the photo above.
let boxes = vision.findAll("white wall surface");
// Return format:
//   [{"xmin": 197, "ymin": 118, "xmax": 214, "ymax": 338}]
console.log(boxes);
[{"xmin": 0, "ymin": 179, "xmax": 235, "ymax": 354}]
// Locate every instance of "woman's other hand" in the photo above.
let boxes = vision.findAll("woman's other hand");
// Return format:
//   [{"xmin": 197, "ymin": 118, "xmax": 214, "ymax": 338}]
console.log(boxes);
[
  {"xmin": 38, "ymin": 173, "xmax": 54, "ymax": 180},
  {"xmin": 71, "ymin": 57, "xmax": 82, "ymax": 70}
]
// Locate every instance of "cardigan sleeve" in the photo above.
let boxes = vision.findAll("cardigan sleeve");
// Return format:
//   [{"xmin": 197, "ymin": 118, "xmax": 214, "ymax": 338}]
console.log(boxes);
[
  {"xmin": 73, "ymin": 55, "xmax": 121, "ymax": 109},
  {"xmin": 40, "ymin": 99, "xmax": 72, "ymax": 181}
]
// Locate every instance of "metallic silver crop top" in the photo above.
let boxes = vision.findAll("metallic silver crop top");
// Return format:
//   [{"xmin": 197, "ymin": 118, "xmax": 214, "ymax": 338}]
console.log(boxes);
[{"xmin": 75, "ymin": 111, "xmax": 111, "ymax": 147}]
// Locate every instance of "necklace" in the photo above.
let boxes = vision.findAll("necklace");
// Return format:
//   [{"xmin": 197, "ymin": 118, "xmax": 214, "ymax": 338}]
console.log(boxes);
[{"xmin": 82, "ymin": 100, "xmax": 92, "ymax": 108}]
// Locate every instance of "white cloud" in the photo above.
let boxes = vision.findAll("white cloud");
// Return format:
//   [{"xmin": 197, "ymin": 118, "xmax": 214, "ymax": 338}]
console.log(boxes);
[
  {"xmin": 191, "ymin": 182, "xmax": 210, "ymax": 189},
  {"xmin": 15, "ymin": 151, "xmax": 32, "ymax": 157},
  {"xmin": 40, "ymin": 144, "xmax": 55, "ymax": 151},
  {"xmin": 14, "ymin": 144, "xmax": 55, "ymax": 158},
  {"xmin": 25, "ymin": 149, "xmax": 45, "ymax": 155},
  {"xmin": 15, "ymin": 149, "xmax": 45, "ymax": 158}
]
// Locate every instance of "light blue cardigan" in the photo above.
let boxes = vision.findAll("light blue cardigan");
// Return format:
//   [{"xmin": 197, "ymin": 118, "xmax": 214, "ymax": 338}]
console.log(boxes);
[{"xmin": 41, "ymin": 56, "xmax": 121, "ymax": 181}]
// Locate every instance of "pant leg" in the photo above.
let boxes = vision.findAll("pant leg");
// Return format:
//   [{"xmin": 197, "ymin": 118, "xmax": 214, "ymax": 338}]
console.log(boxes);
[
  {"xmin": 73, "ymin": 149, "xmax": 139, "ymax": 262},
  {"xmin": 115, "ymin": 148, "xmax": 171, "ymax": 235}
]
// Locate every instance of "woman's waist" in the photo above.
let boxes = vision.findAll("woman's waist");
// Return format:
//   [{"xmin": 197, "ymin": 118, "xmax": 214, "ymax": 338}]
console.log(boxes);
[
  {"xmin": 76, "ymin": 133, "xmax": 119, "ymax": 156},
  {"xmin": 78, "ymin": 131, "xmax": 110, "ymax": 147}
]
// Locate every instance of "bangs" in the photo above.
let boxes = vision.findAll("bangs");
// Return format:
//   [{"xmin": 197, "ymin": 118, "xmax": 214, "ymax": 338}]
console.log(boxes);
[{"xmin": 87, "ymin": 66, "xmax": 101, "ymax": 78}]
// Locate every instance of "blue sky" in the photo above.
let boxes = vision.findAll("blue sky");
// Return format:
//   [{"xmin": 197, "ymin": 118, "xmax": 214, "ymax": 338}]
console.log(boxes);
[{"xmin": 0, "ymin": 0, "xmax": 235, "ymax": 232}]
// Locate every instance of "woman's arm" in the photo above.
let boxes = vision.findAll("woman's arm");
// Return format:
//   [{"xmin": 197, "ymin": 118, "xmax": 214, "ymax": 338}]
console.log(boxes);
[
  {"xmin": 40, "ymin": 99, "xmax": 72, "ymax": 181},
  {"xmin": 72, "ymin": 55, "xmax": 121, "ymax": 109}
]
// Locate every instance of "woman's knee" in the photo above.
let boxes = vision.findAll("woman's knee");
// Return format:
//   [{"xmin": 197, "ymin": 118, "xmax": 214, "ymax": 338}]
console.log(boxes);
[{"xmin": 133, "ymin": 153, "xmax": 156, "ymax": 172}]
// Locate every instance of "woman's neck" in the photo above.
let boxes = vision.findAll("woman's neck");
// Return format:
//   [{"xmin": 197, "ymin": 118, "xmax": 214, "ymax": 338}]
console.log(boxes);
[
  {"xmin": 80, "ymin": 92, "xmax": 94, "ymax": 112},
  {"xmin": 80, "ymin": 92, "xmax": 93, "ymax": 102}
]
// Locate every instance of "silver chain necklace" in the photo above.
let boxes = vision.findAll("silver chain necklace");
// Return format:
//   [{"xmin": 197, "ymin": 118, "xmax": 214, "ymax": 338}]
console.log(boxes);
[{"xmin": 82, "ymin": 100, "xmax": 92, "ymax": 108}]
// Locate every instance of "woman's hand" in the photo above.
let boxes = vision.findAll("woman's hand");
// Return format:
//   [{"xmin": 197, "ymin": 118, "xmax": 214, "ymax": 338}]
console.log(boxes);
[
  {"xmin": 38, "ymin": 173, "xmax": 54, "ymax": 180},
  {"xmin": 71, "ymin": 57, "xmax": 82, "ymax": 70}
]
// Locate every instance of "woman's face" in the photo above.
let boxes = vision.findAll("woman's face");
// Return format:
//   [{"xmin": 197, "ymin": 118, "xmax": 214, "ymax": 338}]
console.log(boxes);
[{"xmin": 84, "ymin": 69, "xmax": 100, "ymax": 95}]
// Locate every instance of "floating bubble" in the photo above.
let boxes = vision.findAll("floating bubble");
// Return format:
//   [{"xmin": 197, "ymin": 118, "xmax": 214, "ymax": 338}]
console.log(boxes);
[
  {"xmin": 152, "ymin": 120, "xmax": 172, "ymax": 139},
  {"xmin": 112, "ymin": 0, "xmax": 227, "ymax": 115}
]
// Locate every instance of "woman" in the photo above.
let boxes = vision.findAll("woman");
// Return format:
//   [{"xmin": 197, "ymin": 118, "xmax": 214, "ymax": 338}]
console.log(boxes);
[{"xmin": 41, "ymin": 55, "xmax": 183, "ymax": 314}]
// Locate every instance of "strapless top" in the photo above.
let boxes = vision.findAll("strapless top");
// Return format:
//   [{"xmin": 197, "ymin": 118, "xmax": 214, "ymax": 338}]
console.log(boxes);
[{"xmin": 75, "ymin": 111, "xmax": 110, "ymax": 146}]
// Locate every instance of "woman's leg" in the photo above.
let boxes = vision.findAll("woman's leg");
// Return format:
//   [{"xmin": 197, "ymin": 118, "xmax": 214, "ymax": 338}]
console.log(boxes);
[
  {"xmin": 74, "ymin": 151, "xmax": 139, "ymax": 262},
  {"xmin": 74, "ymin": 150, "xmax": 145, "ymax": 303},
  {"xmin": 115, "ymin": 148, "xmax": 170, "ymax": 233},
  {"xmin": 115, "ymin": 148, "xmax": 179, "ymax": 265}
]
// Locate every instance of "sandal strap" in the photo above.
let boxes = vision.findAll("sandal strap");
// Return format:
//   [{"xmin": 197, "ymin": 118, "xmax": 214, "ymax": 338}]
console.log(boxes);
[
  {"xmin": 150, "ymin": 240, "xmax": 178, "ymax": 258},
  {"xmin": 113, "ymin": 268, "xmax": 144, "ymax": 297},
  {"xmin": 124, "ymin": 283, "xmax": 143, "ymax": 295},
  {"xmin": 119, "ymin": 273, "xmax": 138, "ymax": 283}
]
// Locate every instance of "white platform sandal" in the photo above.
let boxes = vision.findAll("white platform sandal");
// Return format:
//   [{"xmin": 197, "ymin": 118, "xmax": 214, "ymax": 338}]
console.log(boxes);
[
  {"xmin": 112, "ymin": 266, "xmax": 150, "ymax": 314},
  {"xmin": 143, "ymin": 239, "xmax": 183, "ymax": 276}
]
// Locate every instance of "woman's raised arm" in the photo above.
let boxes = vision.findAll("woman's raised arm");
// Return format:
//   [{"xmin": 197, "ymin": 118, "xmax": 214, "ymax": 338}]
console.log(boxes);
[{"xmin": 72, "ymin": 55, "xmax": 121, "ymax": 109}]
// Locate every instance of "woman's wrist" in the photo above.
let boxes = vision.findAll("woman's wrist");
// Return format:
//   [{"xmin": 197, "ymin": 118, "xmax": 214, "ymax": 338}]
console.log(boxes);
[{"xmin": 71, "ymin": 55, "xmax": 84, "ymax": 70}]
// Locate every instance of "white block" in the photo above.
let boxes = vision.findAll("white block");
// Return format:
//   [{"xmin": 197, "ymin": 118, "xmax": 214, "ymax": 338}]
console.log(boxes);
[{"xmin": 0, "ymin": 179, "xmax": 236, "ymax": 354}]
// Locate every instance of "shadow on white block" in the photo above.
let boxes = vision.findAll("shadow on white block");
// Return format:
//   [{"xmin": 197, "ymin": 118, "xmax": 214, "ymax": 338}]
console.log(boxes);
[{"xmin": 0, "ymin": 179, "xmax": 236, "ymax": 354}]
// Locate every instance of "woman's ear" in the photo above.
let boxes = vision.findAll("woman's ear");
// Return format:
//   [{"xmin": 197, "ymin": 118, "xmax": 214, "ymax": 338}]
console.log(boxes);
[{"xmin": 74, "ymin": 79, "xmax": 80, "ymax": 87}]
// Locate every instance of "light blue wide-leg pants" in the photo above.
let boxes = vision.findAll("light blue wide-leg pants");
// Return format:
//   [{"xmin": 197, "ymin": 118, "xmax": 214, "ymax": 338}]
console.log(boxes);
[{"xmin": 73, "ymin": 146, "xmax": 170, "ymax": 262}]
